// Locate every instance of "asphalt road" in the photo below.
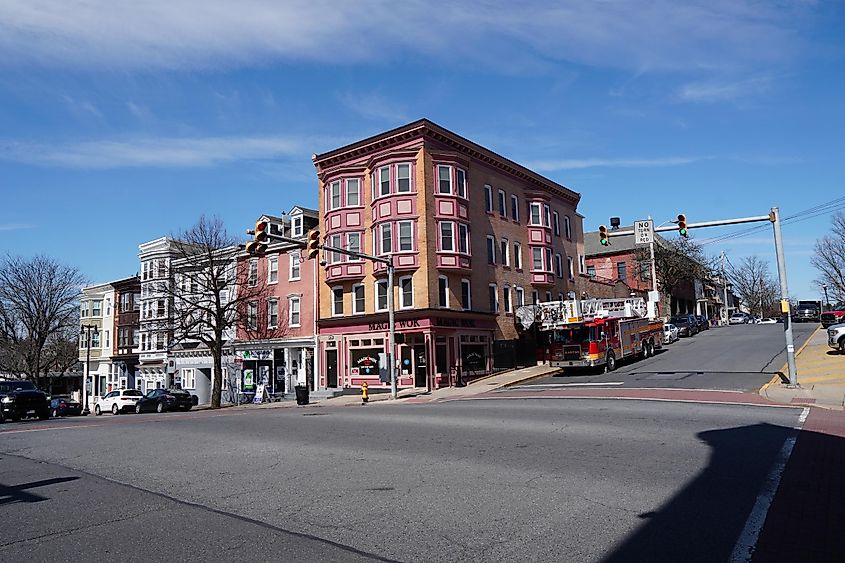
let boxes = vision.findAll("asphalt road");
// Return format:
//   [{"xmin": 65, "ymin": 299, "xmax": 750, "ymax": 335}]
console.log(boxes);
[
  {"xmin": 518, "ymin": 323, "xmax": 817, "ymax": 391},
  {"xmin": 0, "ymin": 398, "xmax": 804, "ymax": 562}
]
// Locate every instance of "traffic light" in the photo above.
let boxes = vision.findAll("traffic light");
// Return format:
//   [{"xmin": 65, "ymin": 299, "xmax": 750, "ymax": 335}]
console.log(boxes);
[
  {"xmin": 677, "ymin": 214, "xmax": 688, "ymax": 237},
  {"xmin": 307, "ymin": 230, "xmax": 321, "ymax": 260},
  {"xmin": 598, "ymin": 225, "xmax": 609, "ymax": 246},
  {"xmin": 245, "ymin": 220, "xmax": 269, "ymax": 255}
]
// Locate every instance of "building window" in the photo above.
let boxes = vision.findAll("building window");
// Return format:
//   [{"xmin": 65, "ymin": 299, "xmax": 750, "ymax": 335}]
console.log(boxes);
[
  {"xmin": 458, "ymin": 224, "xmax": 469, "ymax": 254},
  {"xmin": 182, "ymin": 368, "xmax": 196, "ymax": 390},
  {"xmin": 579, "ymin": 254, "xmax": 585, "ymax": 274},
  {"xmin": 376, "ymin": 280, "xmax": 388, "ymax": 312},
  {"xmin": 332, "ymin": 287, "xmax": 344, "ymax": 316},
  {"xmin": 396, "ymin": 164, "xmax": 411, "ymax": 192},
  {"xmin": 498, "ymin": 190, "xmax": 506, "ymax": 217},
  {"xmin": 440, "ymin": 221, "xmax": 454, "ymax": 252},
  {"xmin": 532, "ymin": 247, "xmax": 543, "ymax": 271},
  {"xmin": 564, "ymin": 215, "xmax": 572, "ymax": 240},
  {"xmin": 379, "ymin": 223, "xmax": 392, "ymax": 254},
  {"xmin": 347, "ymin": 232, "xmax": 361, "ymax": 261},
  {"xmin": 438, "ymin": 276, "xmax": 449, "ymax": 308},
  {"xmin": 555, "ymin": 253, "xmax": 563, "ymax": 278},
  {"xmin": 545, "ymin": 248, "xmax": 553, "ymax": 272},
  {"xmin": 377, "ymin": 166, "xmax": 390, "ymax": 196},
  {"xmin": 80, "ymin": 302, "xmax": 88, "ymax": 318},
  {"xmin": 398, "ymin": 221, "xmax": 413, "ymax": 251},
  {"xmin": 515, "ymin": 286, "xmax": 525, "ymax": 308},
  {"xmin": 510, "ymin": 194, "xmax": 519, "ymax": 222},
  {"xmin": 268, "ymin": 299, "xmax": 278, "ymax": 328},
  {"xmin": 503, "ymin": 285, "xmax": 512, "ymax": 313},
  {"xmin": 248, "ymin": 259, "xmax": 258, "ymax": 287},
  {"xmin": 292, "ymin": 216, "xmax": 303, "ymax": 237},
  {"xmin": 287, "ymin": 296, "xmax": 300, "ymax": 327},
  {"xmin": 330, "ymin": 234, "xmax": 342, "ymax": 263},
  {"xmin": 587, "ymin": 265, "xmax": 596, "ymax": 278},
  {"xmin": 532, "ymin": 290, "xmax": 540, "ymax": 304},
  {"xmin": 639, "ymin": 260, "xmax": 652, "ymax": 281},
  {"xmin": 530, "ymin": 202, "xmax": 542, "ymax": 225},
  {"xmin": 353, "ymin": 284, "xmax": 365, "ymax": 314},
  {"xmin": 500, "ymin": 238, "xmax": 510, "ymax": 267},
  {"xmin": 514, "ymin": 242, "xmax": 522, "ymax": 270},
  {"xmin": 567, "ymin": 257, "xmax": 575, "ymax": 280},
  {"xmin": 103, "ymin": 330, "xmax": 110, "ymax": 349},
  {"xmin": 484, "ymin": 185, "xmax": 493, "ymax": 213},
  {"xmin": 330, "ymin": 181, "xmax": 341, "ymax": 210},
  {"xmin": 545, "ymin": 291, "xmax": 552, "ymax": 302},
  {"xmin": 268, "ymin": 256, "xmax": 278, "ymax": 284},
  {"xmin": 456, "ymin": 168, "xmax": 466, "ymax": 198},
  {"xmin": 553, "ymin": 211, "xmax": 560, "ymax": 236},
  {"xmin": 289, "ymin": 252, "xmax": 301, "ymax": 280},
  {"xmin": 92, "ymin": 300, "xmax": 102, "ymax": 317},
  {"xmin": 488, "ymin": 284, "xmax": 498, "ymax": 313},
  {"xmin": 486, "ymin": 235, "xmax": 496, "ymax": 265},
  {"xmin": 544, "ymin": 205, "xmax": 551, "ymax": 227},
  {"xmin": 461, "ymin": 279, "xmax": 472, "ymax": 310},
  {"xmin": 617, "ymin": 262, "xmax": 627, "ymax": 282},
  {"xmin": 247, "ymin": 301, "xmax": 258, "ymax": 330},
  {"xmin": 346, "ymin": 178, "xmax": 360, "ymax": 206},
  {"xmin": 438, "ymin": 165, "xmax": 452, "ymax": 194},
  {"xmin": 399, "ymin": 276, "xmax": 413, "ymax": 309}
]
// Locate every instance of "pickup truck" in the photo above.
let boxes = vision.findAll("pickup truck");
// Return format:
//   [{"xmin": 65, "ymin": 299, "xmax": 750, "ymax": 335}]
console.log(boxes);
[
  {"xmin": 821, "ymin": 303, "xmax": 845, "ymax": 328},
  {"xmin": 829, "ymin": 323, "xmax": 845, "ymax": 353},
  {"xmin": 0, "ymin": 379, "xmax": 50, "ymax": 422}
]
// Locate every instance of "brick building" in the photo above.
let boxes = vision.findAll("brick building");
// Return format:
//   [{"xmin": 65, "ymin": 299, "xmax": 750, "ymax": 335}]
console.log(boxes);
[{"xmin": 312, "ymin": 119, "xmax": 584, "ymax": 391}]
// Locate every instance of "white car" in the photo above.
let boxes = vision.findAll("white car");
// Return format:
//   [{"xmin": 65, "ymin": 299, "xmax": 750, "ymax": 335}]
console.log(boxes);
[
  {"xmin": 663, "ymin": 323, "xmax": 679, "ymax": 343},
  {"xmin": 729, "ymin": 314, "xmax": 749, "ymax": 325},
  {"xmin": 95, "ymin": 389, "xmax": 144, "ymax": 415},
  {"xmin": 758, "ymin": 318, "xmax": 777, "ymax": 324}
]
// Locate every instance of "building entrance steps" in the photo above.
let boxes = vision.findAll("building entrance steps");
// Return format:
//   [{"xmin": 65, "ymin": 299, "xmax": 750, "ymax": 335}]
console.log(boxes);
[{"xmin": 761, "ymin": 325, "xmax": 845, "ymax": 409}]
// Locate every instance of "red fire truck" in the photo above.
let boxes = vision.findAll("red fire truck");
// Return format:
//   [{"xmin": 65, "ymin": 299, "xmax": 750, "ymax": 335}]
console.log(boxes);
[{"xmin": 520, "ymin": 298, "xmax": 664, "ymax": 373}]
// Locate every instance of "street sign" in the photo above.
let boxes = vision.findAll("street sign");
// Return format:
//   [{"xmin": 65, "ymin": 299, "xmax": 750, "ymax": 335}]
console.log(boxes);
[{"xmin": 634, "ymin": 220, "xmax": 654, "ymax": 245}]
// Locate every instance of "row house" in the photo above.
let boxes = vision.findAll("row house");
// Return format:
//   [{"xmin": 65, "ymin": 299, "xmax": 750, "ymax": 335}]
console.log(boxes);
[
  {"xmin": 233, "ymin": 207, "xmax": 319, "ymax": 397},
  {"xmin": 312, "ymin": 119, "xmax": 584, "ymax": 391},
  {"xmin": 78, "ymin": 276, "xmax": 140, "ymax": 405}
]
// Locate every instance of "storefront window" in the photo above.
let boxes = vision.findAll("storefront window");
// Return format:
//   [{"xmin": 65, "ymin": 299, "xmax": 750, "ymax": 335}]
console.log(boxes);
[{"xmin": 350, "ymin": 348, "xmax": 382, "ymax": 378}]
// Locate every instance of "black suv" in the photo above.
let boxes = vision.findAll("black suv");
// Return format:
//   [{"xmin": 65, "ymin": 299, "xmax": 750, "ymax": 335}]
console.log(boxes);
[
  {"xmin": 0, "ymin": 380, "xmax": 50, "ymax": 422},
  {"xmin": 670, "ymin": 314, "xmax": 699, "ymax": 337}
]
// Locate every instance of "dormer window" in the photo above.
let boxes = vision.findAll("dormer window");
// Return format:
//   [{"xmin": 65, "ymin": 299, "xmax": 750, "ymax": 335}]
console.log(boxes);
[{"xmin": 292, "ymin": 215, "xmax": 303, "ymax": 237}]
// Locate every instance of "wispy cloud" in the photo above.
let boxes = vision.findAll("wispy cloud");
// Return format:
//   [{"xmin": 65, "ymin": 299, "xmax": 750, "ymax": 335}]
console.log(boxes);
[
  {"xmin": 0, "ymin": 135, "xmax": 318, "ymax": 169},
  {"xmin": 0, "ymin": 1, "xmax": 814, "ymax": 73},
  {"xmin": 338, "ymin": 91, "xmax": 409, "ymax": 123},
  {"xmin": 0, "ymin": 223, "xmax": 33, "ymax": 232},
  {"xmin": 528, "ymin": 156, "xmax": 704, "ymax": 172},
  {"xmin": 677, "ymin": 75, "xmax": 773, "ymax": 103}
]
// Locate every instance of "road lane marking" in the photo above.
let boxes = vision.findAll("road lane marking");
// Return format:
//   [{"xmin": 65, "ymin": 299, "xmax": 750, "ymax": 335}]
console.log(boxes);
[
  {"xmin": 728, "ymin": 407, "xmax": 809, "ymax": 563},
  {"xmin": 513, "ymin": 382, "xmax": 625, "ymax": 388}
]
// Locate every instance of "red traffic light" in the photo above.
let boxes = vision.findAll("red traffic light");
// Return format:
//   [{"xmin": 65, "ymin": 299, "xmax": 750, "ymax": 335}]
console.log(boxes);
[
  {"xmin": 307, "ymin": 230, "xmax": 321, "ymax": 260},
  {"xmin": 254, "ymin": 221, "xmax": 269, "ymax": 243}
]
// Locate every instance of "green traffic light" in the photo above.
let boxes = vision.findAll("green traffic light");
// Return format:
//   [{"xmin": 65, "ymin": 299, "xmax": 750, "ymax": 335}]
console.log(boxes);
[
  {"xmin": 600, "ymin": 239, "xmax": 608, "ymax": 246},
  {"xmin": 679, "ymin": 228, "xmax": 687, "ymax": 236}
]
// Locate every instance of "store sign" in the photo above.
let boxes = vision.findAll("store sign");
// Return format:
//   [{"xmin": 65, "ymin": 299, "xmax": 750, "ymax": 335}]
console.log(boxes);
[
  {"xmin": 434, "ymin": 317, "xmax": 476, "ymax": 328},
  {"xmin": 238, "ymin": 350, "xmax": 272, "ymax": 360},
  {"xmin": 368, "ymin": 319, "xmax": 421, "ymax": 331}
]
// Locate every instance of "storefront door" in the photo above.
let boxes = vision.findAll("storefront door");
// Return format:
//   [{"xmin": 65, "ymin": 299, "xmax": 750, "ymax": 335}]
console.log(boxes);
[
  {"xmin": 326, "ymin": 349, "xmax": 338, "ymax": 388},
  {"xmin": 413, "ymin": 344, "xmax": 427, "ymax": 388}
]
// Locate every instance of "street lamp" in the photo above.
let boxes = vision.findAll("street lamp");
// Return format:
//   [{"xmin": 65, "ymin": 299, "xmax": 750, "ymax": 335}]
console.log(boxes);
[
  {"xmin": 80, "ymin": 324, "xmax": 99, "ymax": 415},
  {"xmin": 823, "ymin": 284, "xmax": 829, "ymax": 311}
]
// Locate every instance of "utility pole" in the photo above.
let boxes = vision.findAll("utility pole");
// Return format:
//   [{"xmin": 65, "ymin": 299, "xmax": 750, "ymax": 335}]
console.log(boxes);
[
  {"xmin": 771, "ymin": 207, "xmax": 798, "ymax": 386},
  {"xmin": 721, "ymin": 251, "xmax": 729, "ymax": 326}
]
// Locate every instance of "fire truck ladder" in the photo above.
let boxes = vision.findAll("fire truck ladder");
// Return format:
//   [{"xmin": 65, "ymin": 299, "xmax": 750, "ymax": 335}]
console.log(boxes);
[{"xmin": 580, "ymin": 298, "xmax": 647, "ymax": 321}]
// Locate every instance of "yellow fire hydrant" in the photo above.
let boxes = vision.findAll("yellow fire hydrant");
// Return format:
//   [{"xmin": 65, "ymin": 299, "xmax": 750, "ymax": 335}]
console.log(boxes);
[{"xmin": 361, "ymin": 381, "xmax": 369, "ymax": 404}]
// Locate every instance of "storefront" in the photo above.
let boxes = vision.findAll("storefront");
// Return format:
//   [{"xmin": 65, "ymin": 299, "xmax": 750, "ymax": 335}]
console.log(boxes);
[
  {"xmin": 318, "ymin": 312, "xmax": 497, "ymax": 391},
  {"xmin": 233, "ymin": 337, "xmax": 316, "ymax": 397}
]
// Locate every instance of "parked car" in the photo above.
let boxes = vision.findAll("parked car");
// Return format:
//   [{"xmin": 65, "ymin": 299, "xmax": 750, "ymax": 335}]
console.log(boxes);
[
  {"xmin": 50, "ymin": 396, "xmax": 82, "ymax": 417},
  {"xmin": 670, "ymin": 314, "xmax": 698, "ymax": 337},
  {"xmin": 828, "ymin": 322, "xmax": 845, "ymax": 353},
  {"xmin": 821, "ymin": 304, "xmax": 845, "ymax": 328},
  {"xmin": 729, "ymin": 313, "xmax": 749, "ymax": 325},
  {"xmin": 758, "ymin": 318, "xmax": 778, "ymax": 324},
  {"xmin": 95, "ymin": 389, "xmax": 144, "ymax": 415},
  {"xmin": 0, "ymin": 379, "xmax": 50, "ymax": 422},
  {"xmin": 135, "ymin": 388, "xmax": 194, "ymax": 414},
  {"xmin": 695, "ymin": 316, "xmax": 710, "ymax": 331},
  {"xmin": 663, "ymin": 323, "xmax": 680, "ymax": 343}
]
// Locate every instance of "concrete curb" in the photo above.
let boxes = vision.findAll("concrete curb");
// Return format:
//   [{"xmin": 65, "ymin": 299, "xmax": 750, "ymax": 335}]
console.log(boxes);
[
  {"xmin": 759, "ymin": 324, "xmax": 820, "ymax": 393},
  {"xmin": 500, "ymin": 367, "xmax": 562, "ymax": 388}
]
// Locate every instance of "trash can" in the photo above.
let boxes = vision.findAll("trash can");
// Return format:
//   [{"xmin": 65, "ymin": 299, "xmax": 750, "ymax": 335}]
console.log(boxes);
[{"xmin": 294, "ymin": 385, "xmax": 309, "ymax": 405}]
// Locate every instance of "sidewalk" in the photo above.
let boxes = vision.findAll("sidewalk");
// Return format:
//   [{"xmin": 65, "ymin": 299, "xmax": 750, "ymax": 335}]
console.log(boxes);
[
  {"xmin": 325, "ymin": 364, "xmax": 561, "ymax": 406},
  {"xmin": 761, "ymin": 326, "xmax": 845, "ymax": 409}
]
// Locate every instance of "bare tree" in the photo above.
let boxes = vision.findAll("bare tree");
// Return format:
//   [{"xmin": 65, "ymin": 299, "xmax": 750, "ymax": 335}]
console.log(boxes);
[
  {"xmin": 160, "ymin": 215, "xmax": 286, "ymax": 409},
  {"xmin": 0, "ymin": 255, "xmax": 85, "ymax": 388},
  {"xmin": 727, "ymin": 255, "xmax": 780, "ymax": 317},
  {"xmin": 811, "ymin": 212, "xmax": 845, "ymax": 304},
  {"xmin": 636, "ymin": 237, "xmax": 714, "ymax": 298}
]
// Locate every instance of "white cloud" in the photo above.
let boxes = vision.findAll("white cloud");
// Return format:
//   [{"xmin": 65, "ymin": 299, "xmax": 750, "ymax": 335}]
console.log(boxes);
[
  {"xmin": 338, "ymin": 91, "xmax": 409, "ymax": 123},
  {"xmin": 0, "ymin": 223, "xmax": 33, "ymax": 231},
  {"xmin": 0, "ymin": 135, "xmax": 316, "ymax": 168},
  {"xmin": 528, "ymin": 156, "xmax": 704, "ymax": 172},
  {"xmin": 677, "ymin": 75, "xmax": 774, "ymax": 102},
  {"xmin": 0, "ymin": 1, "xmax": 813, "ymax": 73}
]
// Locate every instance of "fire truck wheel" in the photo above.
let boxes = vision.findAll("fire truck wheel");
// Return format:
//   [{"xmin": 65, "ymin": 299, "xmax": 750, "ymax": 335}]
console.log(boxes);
[
  {"xmin": 642, "ymin": 343, "xmax": 651, "ymax": 359},
  {"xmin": 605, "ymin": 352, "xmax": 617, "ymax": 372}
]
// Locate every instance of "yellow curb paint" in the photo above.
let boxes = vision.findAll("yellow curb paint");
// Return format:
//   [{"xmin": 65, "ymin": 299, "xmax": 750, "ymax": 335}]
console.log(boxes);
[{"xmin": 760, "ymin": 325, "xmax": 821, "ymax": 392}]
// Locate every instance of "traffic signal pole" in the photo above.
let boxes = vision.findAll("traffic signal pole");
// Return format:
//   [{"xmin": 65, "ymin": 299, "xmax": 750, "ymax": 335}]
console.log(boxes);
[{"xmin": 603, "ymin": 208, "xmax": 798, "ymax": 386}]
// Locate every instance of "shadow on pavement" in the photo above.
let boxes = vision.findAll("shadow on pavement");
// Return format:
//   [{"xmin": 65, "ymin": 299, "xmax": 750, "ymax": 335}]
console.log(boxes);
[
  {"xmin": 0, "ymin": 476, "xmax": 79, "ymax": 505},
  {"xmin": 600, "ymin": 422, "xmax": 831, "ymax": 563}
]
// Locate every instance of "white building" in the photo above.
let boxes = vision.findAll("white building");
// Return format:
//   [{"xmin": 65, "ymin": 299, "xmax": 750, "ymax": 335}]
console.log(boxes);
[{"xmin": 78, "ymin": 282, "xmax": 115, "ymax": 407}]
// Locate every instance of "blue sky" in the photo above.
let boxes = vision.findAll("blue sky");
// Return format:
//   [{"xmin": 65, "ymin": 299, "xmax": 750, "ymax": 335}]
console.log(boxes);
[{"xmin": 1, "ymin": 1, "xmax": 843, "ymax": 300}]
